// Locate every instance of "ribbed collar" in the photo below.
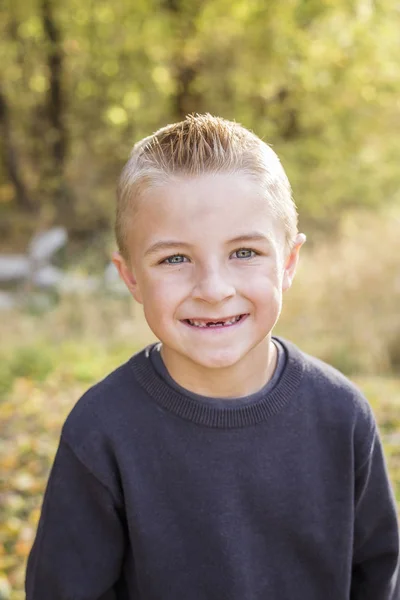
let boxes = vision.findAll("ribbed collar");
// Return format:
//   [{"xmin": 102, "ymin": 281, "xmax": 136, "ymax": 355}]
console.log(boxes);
[{"xmin": 129, "ymin": 337, "xmax": 305, "ymax": 429}]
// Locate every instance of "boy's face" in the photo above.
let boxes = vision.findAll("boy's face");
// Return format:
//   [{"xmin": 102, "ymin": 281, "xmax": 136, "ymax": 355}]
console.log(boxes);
[{"xmin": 114, "ymin": 173, "xmax": 304, "ymax": 377}]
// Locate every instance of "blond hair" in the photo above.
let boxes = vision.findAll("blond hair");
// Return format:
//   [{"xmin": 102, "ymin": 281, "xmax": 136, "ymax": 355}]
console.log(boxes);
[{"xmin": 116, "ymin": 114, "xmax": 298, "ymax": 259}]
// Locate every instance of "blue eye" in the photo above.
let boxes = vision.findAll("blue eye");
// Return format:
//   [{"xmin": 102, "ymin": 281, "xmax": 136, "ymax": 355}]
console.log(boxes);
[
  {"xmin": 163, "ymin": 254, "xmax": 188, "ymax": 264},
  {"xmin": 233, "ymin": 248, "xmax": 257, "ymax": 259}
]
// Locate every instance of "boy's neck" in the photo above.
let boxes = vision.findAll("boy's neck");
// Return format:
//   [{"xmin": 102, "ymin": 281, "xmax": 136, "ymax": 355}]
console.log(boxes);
[{"xmin": 160, "ymin": 337, "xmax": 277, "ymax": 399}]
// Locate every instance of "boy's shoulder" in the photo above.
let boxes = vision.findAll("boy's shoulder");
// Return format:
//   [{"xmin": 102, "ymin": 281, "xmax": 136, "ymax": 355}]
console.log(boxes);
[
  {"xmin": 279, "ymin": 336, "xmax": 376, "ymax": 433},
  {"xmin": 61, "ymin": 345, "xmax": 150, "ymax": 451},
  {"xmin": 280, "ymin": 338, "xmax": 377, "ymax": 465}
]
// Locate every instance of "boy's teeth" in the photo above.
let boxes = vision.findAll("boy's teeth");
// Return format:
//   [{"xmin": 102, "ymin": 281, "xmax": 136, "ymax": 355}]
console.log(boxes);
[{"xmin": 188, "ymin": 315, "xmax": 242, "ymax": 327}]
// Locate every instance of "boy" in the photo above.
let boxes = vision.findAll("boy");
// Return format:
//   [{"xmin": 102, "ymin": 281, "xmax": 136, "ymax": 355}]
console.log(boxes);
[{"xmin": 26, "ymin": 114, "xmax": 399, "ymax": 599}]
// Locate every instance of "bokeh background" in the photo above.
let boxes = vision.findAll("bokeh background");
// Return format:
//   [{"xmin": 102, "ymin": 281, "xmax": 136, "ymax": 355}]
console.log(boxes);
[{"xmin": 1, "ymin": 1, "xmax": 399, "ymax": 598}]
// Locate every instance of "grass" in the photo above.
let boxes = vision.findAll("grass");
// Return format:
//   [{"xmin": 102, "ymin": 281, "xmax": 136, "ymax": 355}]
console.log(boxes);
[{"xmin": 352, "ymin": 376, "xmax": 400, "ymax": 505}]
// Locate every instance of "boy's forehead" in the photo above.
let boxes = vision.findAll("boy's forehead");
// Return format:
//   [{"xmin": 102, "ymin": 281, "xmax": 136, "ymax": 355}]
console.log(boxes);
[
  {"xmin": 138, "ymin": 173, "xmax": 278, "ymax": 225},
  {"xmin": 128, "ymin": 173, "xmax": 286, "ymax": 255}
]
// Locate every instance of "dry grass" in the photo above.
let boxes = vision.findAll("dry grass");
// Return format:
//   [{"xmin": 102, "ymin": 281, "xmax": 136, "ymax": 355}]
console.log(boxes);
[{"xmin": 278, "ymin": 208, "xmax": 400, "ymax": 374}]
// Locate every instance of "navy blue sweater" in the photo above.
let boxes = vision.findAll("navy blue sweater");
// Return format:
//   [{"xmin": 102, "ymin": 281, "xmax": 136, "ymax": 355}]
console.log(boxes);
[{"xmin": 26, "ymin": 338, "xmax": 400, "ymax": 599}]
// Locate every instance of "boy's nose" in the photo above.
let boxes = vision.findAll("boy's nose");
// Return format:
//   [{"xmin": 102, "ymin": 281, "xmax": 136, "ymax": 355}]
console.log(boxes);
[{"xmin": 192, "ymin": 267, "xmax": 236, "ymax": 304}]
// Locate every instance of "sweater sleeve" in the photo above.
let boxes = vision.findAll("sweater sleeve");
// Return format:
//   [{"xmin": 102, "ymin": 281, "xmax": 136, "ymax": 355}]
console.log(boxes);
[
  {"xmin": 350, "ymin": 421, "xmax": 400, "ymax": 600},
  {"xmin": 25, "ymin": 438, "xmax": 126, "ymax": 600}
]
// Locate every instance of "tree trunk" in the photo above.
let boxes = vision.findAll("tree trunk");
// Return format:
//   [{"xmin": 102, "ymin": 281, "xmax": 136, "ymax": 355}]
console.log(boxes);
[
  {"xmin": 41, "ymin": 0, "xmax": 67, "ymax": 170},
  {"xmin": 162, "ymin": 0, "xmax": 204, "ymax": 120},
  {"xmin": 41, "ymin": 0, "xmax": 74, "ymax": 224},
  {"xmin": 0, "ymin": 84, "xmax": 34, "ymax": 211}
]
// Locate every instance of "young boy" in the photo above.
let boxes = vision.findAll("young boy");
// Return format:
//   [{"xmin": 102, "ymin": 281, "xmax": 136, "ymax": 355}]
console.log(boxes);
[{"xmin": 26, "ymin": 114, "xmax": 399, "ymax": 599}]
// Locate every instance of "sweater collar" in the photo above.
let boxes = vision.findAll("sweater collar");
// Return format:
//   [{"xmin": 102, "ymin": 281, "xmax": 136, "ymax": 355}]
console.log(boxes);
[{"xmin": 130, "ymin": 337, "xmax": 305, "ymax": 429}]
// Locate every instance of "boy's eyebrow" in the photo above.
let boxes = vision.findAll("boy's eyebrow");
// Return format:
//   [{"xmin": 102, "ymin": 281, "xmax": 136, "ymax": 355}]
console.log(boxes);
[
  {"xmin": 144, "ymin": 240, "xmax": 191, "ymax": 257},
  {"xmin": 144, "ymin": 232, "xmax": 273, "ymax": 257},
  {"xmin": 228, "ymin": 232, "xmax": 273, "ymax": 246}
]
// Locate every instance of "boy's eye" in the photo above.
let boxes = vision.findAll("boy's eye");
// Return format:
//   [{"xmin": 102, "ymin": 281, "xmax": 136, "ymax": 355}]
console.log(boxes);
[
  {"xmin": 162, "ymin": 254, "xmax": 188, "ymax": 264},
  {"xmin": 233, "ymin": 248, "xmax": 257, "ymax": 259},
  {"xmin": 160, "ymin": 249, "xmax": 258, "ymax": 264}
]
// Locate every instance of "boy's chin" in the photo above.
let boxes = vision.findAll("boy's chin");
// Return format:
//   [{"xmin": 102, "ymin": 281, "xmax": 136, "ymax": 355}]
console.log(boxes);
[{"xmin": 183, "ymin": 348, "xmax": 247, "ymax": 371}]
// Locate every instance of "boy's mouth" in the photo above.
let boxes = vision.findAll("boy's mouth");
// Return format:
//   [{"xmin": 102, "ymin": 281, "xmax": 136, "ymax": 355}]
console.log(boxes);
[{"xmin": 182, "ymin": 314, "xmax": 247, "ymax": 328}]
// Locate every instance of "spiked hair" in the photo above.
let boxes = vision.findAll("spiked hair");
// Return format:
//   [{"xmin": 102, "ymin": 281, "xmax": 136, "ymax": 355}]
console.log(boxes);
[{"xmin": 116, "ymin": 114, "xmax": 298, "ymax": 259}]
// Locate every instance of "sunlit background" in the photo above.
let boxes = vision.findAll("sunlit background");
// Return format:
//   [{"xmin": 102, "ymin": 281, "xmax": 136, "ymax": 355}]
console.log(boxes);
[{"xmin": 1, "ymin": 1, "xmax": 399, "ymax": 597}]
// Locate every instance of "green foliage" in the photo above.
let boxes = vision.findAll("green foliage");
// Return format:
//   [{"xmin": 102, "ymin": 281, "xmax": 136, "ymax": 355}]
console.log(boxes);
[
  {"xmin": 1, "ymin": 0, "xmax": 400, "ymax": 245},
  {"xmin": 0, "ymin": 345, "xmax": 55, "ymax": 400},
  {"xmin": 7, "ymin": 346, "xmax": 54, "ymax": 380}
]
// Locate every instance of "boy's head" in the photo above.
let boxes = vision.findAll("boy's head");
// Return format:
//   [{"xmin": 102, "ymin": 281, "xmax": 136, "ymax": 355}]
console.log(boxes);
[{"xmin": 113, "ymin": 114, "xmax": 305, "ymax": 391}]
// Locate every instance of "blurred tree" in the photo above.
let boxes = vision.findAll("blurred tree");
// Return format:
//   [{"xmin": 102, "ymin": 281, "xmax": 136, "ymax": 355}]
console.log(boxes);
[
  {"xmin": 0, "ymin": 81, "xmax": 33, "ymax": 212},
  {"xmin": 41, "ymin": 0, "xmax": 71, "ymax": 223},
  {"xmin": 0, "ymin": 0, "xmax": 399, "ymax": 248}
]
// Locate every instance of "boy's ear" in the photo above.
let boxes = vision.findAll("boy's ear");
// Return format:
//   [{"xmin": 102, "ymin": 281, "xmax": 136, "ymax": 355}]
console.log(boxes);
[
  {"xmin": 282, "ymin": 233, "xmax": 306, "ymax": 292},
  {"xmin": 112, "ymin": 251, "xmax": 143, "ymax": 304}
]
